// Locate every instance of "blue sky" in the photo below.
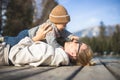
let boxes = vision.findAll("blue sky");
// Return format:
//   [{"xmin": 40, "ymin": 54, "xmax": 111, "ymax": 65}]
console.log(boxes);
[{"xmin": 57, "ymin": 0, "xmax": 120, "ymax": 32}]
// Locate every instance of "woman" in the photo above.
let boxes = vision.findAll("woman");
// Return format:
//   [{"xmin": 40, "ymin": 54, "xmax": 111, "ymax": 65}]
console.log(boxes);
[
  {"xmin": 9, "ymin": 29, "xmax": 93, "ymax": 67},
  {"xmin": 0, "ymin": 23, "xmax": 93, "ymax": 67}
]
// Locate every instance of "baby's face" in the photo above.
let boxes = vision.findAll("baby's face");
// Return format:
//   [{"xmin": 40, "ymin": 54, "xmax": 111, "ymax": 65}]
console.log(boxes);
[{"xmin": 55, "ymin": 23, "xmax": 67, "ymax": 31}]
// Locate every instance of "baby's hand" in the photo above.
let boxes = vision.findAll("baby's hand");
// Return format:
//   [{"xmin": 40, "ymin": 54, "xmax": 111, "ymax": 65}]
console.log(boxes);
[
  {"xmin": 70, "ymin": 35, "xmax": 79, "ymax": 41},
  {"xmin": 32, "ymin": 23, "xmax": 52, "ymax": 42}
]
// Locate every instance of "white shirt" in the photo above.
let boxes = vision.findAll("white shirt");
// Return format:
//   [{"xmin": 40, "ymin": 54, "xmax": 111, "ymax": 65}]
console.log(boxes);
[{"xmin": 9, "ymin": 37, "xmax": 69, "ymax": 67}]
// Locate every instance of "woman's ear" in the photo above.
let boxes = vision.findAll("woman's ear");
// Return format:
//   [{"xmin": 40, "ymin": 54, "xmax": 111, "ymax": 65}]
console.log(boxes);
[
  {"xmin": 71, "ymin": 52, "xmax": 77, "ymax": 60},
  {"xmin": 71, "ymin": 52, "xmax": 77, "ymax": 57}
]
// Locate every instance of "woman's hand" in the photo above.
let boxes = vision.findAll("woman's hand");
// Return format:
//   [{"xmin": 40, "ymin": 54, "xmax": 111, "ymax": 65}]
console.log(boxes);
[
  {"xmin": 70, "ymin": 35, "xmax": 79, "ymax": 41},
  {"xmin": 32, "ymin": 23, "xmax": 52, "ymax": 42}
]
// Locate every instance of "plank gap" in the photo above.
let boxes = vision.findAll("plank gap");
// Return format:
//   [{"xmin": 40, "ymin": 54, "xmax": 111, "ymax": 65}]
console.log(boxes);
[
  {"xmin": 65, "ymin": 66, "xmax": 84, "ymax": 80},
  {"xmin": 100, "ymin": 59, "xmax": 119, "ymax": 80}
]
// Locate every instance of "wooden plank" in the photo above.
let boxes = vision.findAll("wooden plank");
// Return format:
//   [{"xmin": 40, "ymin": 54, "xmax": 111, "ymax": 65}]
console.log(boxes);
[
  {"xmin": 0, "ymin": 66, "xmax": 31, "ymax": 73},
  {"xmin": 0, "ymin": 66, "xmax": 56, "ymax": 80},
  {"xmin": 0, "ymin": 58, "xmax": 119, "ymax": 80},
  {"xmin": 105, "ymin": 63, "xmax": 120, "ymax": 80},
  {"xmin": 100, "ymin": 60, "xmax": 120, "ymax": 80},
  {"xmin": 0, "ymin": 66, "xmax": 83, "ymax": 80},
  {"xmin": 73, "ymin": 59, "xmax": 116, "ymax": 80},
  {"xmin": 22, "ymin": 66, "xmax": 83, "ymax": 80},
  {"xmin": 100, "ymin": 58, "xmax": 120, "ymax": 63}
]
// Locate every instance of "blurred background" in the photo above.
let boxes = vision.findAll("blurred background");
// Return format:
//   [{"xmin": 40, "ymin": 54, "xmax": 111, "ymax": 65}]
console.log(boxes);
[{"xmin": 0, "ymin": 0, "xmax": 120, "ymax": 57}]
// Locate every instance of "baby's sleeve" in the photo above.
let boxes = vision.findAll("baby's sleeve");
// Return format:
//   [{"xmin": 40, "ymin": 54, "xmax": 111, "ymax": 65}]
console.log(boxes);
[
  {"xmin": 46, "ymin": 31, "xmax": 62, "ymax": 48},
  {"xmin": 60, "ymin": 29, "xmax": 73, "ymax": 38}
]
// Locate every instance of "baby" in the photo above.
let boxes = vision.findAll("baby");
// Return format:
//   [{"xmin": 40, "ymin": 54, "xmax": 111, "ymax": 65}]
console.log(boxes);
[
  {"xmin": 0, "ymin": 5, "xmax": 79, "ymax": 48},
  {"xmin": 29, "ymin": 5, "xmax": 79, "ymax": 48}
]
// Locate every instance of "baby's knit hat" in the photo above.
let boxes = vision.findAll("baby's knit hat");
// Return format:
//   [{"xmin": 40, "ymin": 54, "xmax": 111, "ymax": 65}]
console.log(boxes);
[{"xmin": 49, "ymin": 5, "xmax": 70, "ymax": 24}]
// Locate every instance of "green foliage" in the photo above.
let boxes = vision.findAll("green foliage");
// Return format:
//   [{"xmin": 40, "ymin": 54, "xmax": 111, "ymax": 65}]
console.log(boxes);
[
  {"xmin": 81, "ymin": 24, "xmax": 120, "ymax": 55},
  {"xmin": 2, "ymin": 0, "xmax": 58, "ymax": 36},
  {"xmin": 111, "ymin": 25, "xmax": 120, "ymax": 53},
  {"xmin": 3, "ymin": 0, "xmax": 34, "ymax": 36},
  {"xmin": 32, "ymin": 0, "xmax": 58, "ymax": 27}
]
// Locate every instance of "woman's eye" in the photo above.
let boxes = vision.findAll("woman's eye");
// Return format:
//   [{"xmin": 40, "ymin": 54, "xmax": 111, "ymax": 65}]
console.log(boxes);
[{"xmin": 75, "ymin": 42, "xmax": 79, "ymax": 43}]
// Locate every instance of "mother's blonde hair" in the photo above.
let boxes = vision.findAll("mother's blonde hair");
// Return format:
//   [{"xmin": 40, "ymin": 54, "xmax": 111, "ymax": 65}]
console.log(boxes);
[{"xmin": 76, "ymin": 45, "xmax": 93, "ymax": 66}]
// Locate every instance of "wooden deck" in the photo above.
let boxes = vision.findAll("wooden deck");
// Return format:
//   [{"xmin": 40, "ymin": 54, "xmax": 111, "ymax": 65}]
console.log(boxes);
[{"xmin": 0, "ymin": 58, "xmax": 120, "ymax": 80}]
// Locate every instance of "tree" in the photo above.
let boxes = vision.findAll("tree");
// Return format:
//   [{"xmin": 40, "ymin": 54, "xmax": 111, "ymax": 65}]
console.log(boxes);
[
  {"xmin": 32, "ymin": 0, "xmax": 58, "ymax": 27},
  {"xmin": 2, "ymin": 0, "xmax": 58, "ymax": 36},
  {"xmin": 0, "ymin": 0, "xmax": 2, "ymax": 32},
  {"xmin": 111, "ymin": 24, "xmax": 120, "ymax": 53},
  {"xmin": 3, "ymin": 0, "xmax": 34, "ymax": 36},
  {"xmin": 99, "ymin": 21, "xmax": 106, "ymax": 38},
  {"xmin": 0, "ymin": 0, "xmax": 9, "ymax": 34}
]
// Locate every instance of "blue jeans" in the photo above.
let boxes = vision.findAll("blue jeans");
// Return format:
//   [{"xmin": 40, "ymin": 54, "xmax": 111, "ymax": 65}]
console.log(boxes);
[{"xmin": 4, "ymin": 30, "xmax": 29, "ymax": 47}]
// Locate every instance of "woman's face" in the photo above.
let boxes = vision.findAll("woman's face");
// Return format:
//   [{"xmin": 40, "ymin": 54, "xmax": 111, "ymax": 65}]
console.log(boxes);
[
  {"xmin": 64, "ymin": 41, "xmax": 88, "ymax": 60},
  {"xmin": 64, "ymin": 40, "xmax": 80, "ymax": 59}
]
